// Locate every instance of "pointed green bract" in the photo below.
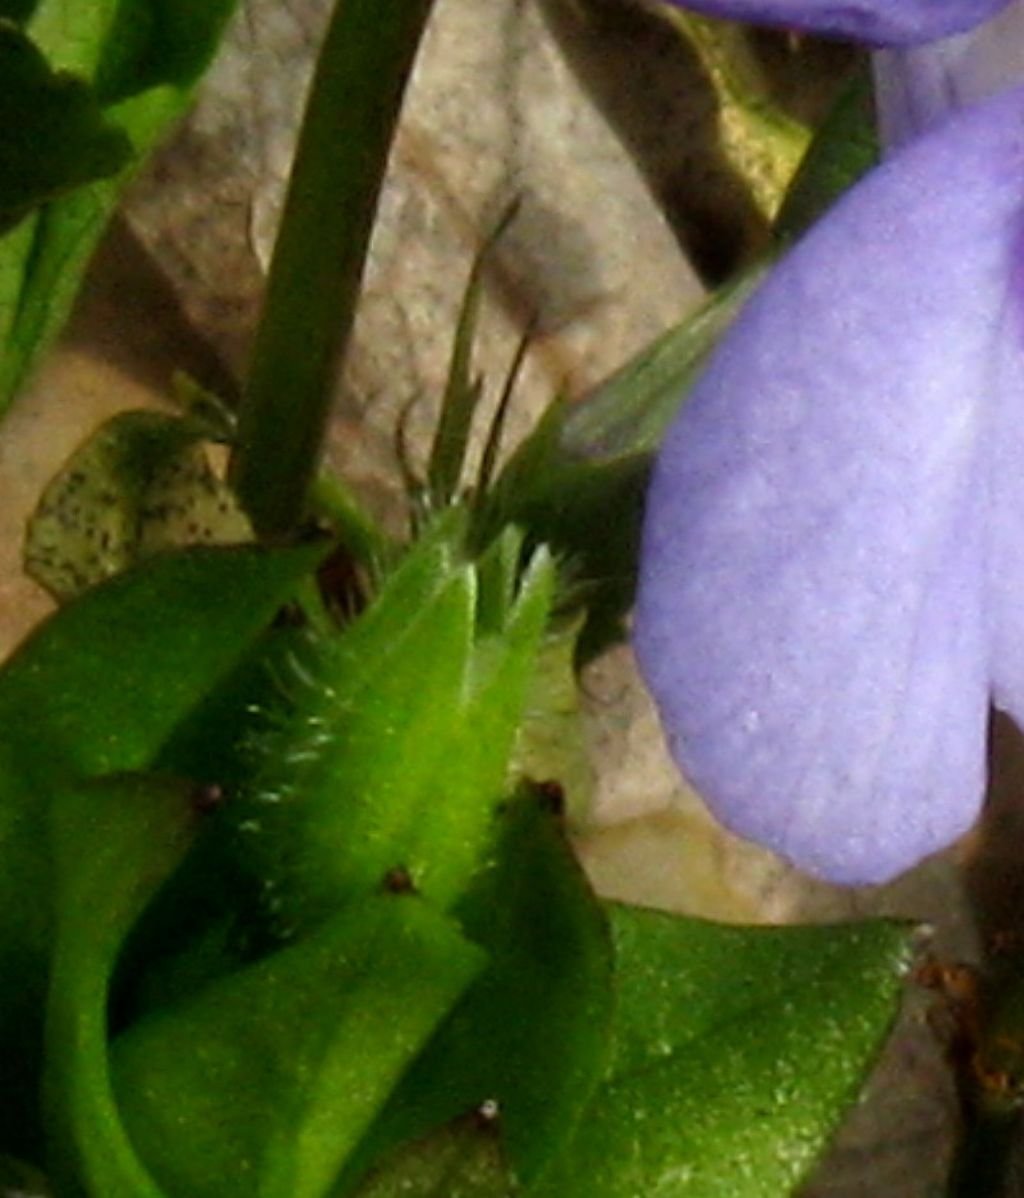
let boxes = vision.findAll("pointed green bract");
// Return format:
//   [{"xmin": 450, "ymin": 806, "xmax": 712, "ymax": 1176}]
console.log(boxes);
[
  {"xmin": 112, "ymin": 896, "xmax": 484, "ymax": 1198},
  {"xmin": 426, "ymin": 205, "xmax": 518, "ymax": 508},
  {"xmin": 474, "ymin": 524, "xmax": 524, "ymax": 635},
  {"xmin": 237, "ymin": 527, "xmax": 556, "ymax": 928}
]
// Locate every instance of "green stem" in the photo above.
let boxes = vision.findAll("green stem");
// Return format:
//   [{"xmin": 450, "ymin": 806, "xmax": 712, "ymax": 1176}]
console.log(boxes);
[{"xmin": 231, "ymin": 0, "xmax": 435, "ymax": 538}]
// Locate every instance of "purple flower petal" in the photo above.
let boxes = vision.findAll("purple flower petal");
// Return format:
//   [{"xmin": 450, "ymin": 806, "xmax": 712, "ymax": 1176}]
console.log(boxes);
[
  {"xmin": 875, "ymin": 0, "xmax": 1024, "ymax": 145},
  {"xmin": 634, "ymin": 86, "xmax": 1024, "ymax": 883},
  {"xmin": 667, "ymin": 0, "xmax": 1013, "ymax": 46}
]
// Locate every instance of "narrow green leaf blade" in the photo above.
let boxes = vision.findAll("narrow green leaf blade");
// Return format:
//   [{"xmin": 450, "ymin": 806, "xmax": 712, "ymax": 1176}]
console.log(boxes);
[
  {"xmin": 425, "ymin": 205, "xmax": 520, "ymax": 508},
  {"xmin": 774, "ymin": 64, "xmax": 878, "ymax": 242}
]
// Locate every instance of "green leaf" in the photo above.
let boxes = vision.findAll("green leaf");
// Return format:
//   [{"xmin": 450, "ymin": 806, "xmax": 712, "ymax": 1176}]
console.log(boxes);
[
  {"xmin": 27, "ymin": 0, "xmax": 118, "ymax": 76},
  {"xmin": 0, "ymin": 542, "xmax": 323, "ymax": 779},
  {"xmin": 309, "ymin": 470, "xmax": 394, "ymax": 575},
  {"xmin": 24, "ymin": 409, "xmax": 251, "ymax": 603},
  {"xmin": 0, "ymin": 543, "xmax": 321, "ymax": 1149},
  {"xmin": 0, "ymin": 27, "xmax": 131, "ymax": 235},
  {"xmin": 529, "ymin": 908, "xmax": 914, "ymax": 1198},
  {"xmin": 556, "ymin": 266, "xmax": 764, "ymax": 464},
  {"xmin": 434, "ymin": 547, "xmax": 556, "ymax": 901},
  {"xmin": 116, "ymin": 629, "xmax": 316, "ymax": 1025},
  {"xmin": 0, "ymin": 0, "xmax": 238, "ymax": 414},
  {"xmin": 348, "ymin": 790, "xmax": 613, "ymax": 1189},
  {"xmin": 774, "ymin": 64, "xmax": 878, "ymax": 242},
  {"xmin": 42, "ymin": 773, "xmax": 199, "ymax": 1197},
  {"xmin": 112, "ymin": 896, "xmax": 484, "ymax": 1198},
  {"xmin": 237, "ymin": 529, "xmax": 556, "ymax": 929},
  {"xmin": 353, "ymin": 1119, "xmax": 513, "ymax": 1198}
]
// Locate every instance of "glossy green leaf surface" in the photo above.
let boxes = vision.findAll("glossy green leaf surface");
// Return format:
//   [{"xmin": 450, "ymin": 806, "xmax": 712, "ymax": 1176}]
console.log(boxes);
[
  {"xmin": 529, "ymin": 907, "xmax": 914, "ymax": 1198},
  {"xmin": 0, "ymin": 27, "xmax": 130, "ymax": 235},
  {"xmin": 0, "ymin": 542, "xmax": 322, "ymax": 779},
  {"xmin": 455, "ymin": 774, "xmax": 611, "ymax": 1169},
  {"xmin": 350, "ymin": 791, "xmax": 613, "ymax": 1188},
  {"xmin": 43, "ymin": 774, "xmax": 199, "ymax": 1197},
  {"xmin": 0, "ymin": 0, "xmax": 237, "ymax": 413},
  {"xmin": 112, "ymin": 895, "xmax": 484, "ymax": 1198}
]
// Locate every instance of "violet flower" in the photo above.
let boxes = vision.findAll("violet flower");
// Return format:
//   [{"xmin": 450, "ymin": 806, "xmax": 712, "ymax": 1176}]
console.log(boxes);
[
  {"xmin": 874, "ymin": 0, "xmax": 1024, "ymax": 144},
  {"xmin": 670, "ymin": 0, "xmax": 1013, "ymax": 46},
  {"xmin": 635, "ymin": 3, "xmax": 1024, "ymax": 883}
]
